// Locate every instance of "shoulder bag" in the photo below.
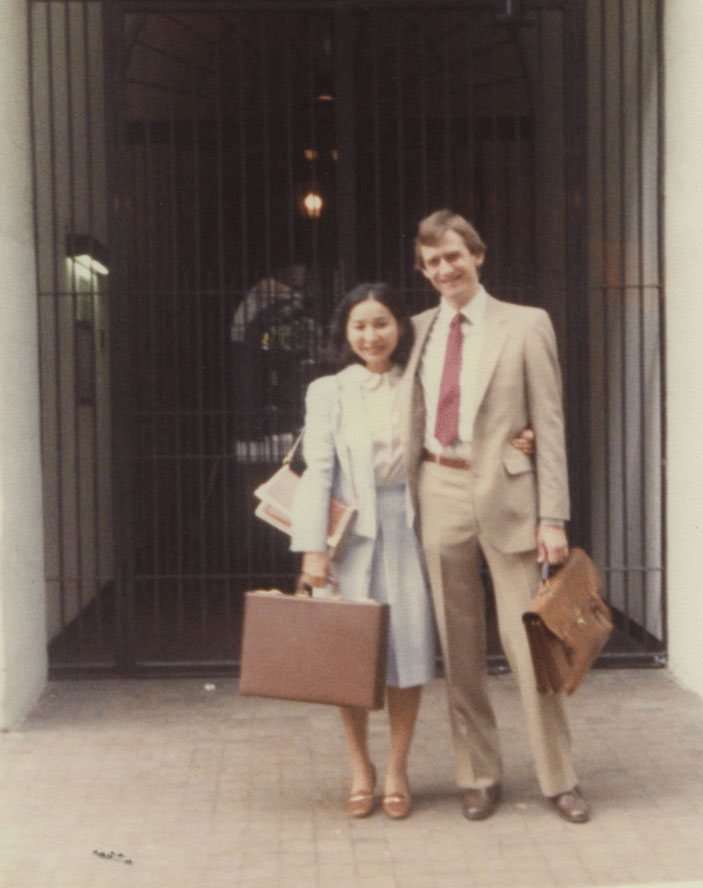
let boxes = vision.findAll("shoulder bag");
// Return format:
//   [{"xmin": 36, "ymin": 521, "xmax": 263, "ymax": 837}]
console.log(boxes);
[{"xmin": 253, "ymin": 430, "xmax": 356, "ymax": 556}]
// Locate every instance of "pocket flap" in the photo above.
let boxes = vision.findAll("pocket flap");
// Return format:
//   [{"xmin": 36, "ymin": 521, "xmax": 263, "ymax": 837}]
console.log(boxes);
[{"xmin": 503, "ymin": 449, "xmax": 534, "ymax": 475}]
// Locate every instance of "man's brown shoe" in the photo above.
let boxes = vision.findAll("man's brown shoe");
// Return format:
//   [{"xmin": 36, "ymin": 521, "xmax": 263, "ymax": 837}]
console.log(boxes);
[
  {"xmin": 461, "ymin": 785, "xmax": 501, "ymax": 821},
  {"xmin": 550, "ymin": 788, "xmax": 590, "ymax": 823}
]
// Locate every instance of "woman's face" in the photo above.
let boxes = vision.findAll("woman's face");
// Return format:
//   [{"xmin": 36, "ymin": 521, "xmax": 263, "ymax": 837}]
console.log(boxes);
[{"xmin": 345, "ymin": 297, "xmax": 401, "ymax": 373}]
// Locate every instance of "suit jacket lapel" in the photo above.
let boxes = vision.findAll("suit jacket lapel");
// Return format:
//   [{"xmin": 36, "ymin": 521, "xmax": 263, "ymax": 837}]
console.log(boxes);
[
  {"xmin": 473, "ymin": 294, "xmax": 511, "ymax": 415},
  {"xmin": 401, "ymin": 308, "xmax": 437, "ymax": 454},
  {"xmin": 406, "ymin": 308, "xmax": 437, "ymax": 379},
  {"xmin": 335, "ymin": 366, "xmax": 374, "ymax": 502}
]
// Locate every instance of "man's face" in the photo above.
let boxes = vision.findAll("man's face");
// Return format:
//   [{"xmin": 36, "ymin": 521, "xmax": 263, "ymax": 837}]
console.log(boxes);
[{"xmin": 419, "ymin": 229, "xmax": 485, "ymax": 308}]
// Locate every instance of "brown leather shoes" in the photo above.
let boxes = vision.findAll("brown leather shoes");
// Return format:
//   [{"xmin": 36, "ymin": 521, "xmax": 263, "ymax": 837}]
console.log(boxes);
[
  {"xmin": 461, "ymin": 784, "xmax": 501, "ymax": 821},
  {"xmin": 382, "ymin": 791, "xmax": 412, "ymax": 820},
  {"xmin": 550, "ymin": 787, "xmax": 590, "ymax": 823}
]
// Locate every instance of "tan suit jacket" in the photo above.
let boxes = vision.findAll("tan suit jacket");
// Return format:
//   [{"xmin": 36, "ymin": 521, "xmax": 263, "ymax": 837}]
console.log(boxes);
[{"xmin": 400, "ymin": 293, "xmax": 569, "ymax": 554}]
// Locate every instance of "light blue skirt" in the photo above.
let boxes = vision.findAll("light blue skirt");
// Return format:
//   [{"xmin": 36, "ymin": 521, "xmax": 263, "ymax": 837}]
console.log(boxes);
[{"xmin": 331, "ymin": 484, "xmax": 436, "ymax": 689}]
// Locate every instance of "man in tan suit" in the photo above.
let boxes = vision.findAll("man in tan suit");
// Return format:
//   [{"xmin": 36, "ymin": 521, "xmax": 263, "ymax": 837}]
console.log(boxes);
[{"xmin": 400, "ymin": 209, "xmax": 589, "ymax": 823}]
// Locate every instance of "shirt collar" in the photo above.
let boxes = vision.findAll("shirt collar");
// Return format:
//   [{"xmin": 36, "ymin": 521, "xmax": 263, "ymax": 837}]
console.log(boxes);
[
  {"xmin": 438, "ymin": 285, "xmax": 488, "ymax": 327},
  {"xmin": 349, "ymin": 362, "xmax": 402, "ymax": 391}
]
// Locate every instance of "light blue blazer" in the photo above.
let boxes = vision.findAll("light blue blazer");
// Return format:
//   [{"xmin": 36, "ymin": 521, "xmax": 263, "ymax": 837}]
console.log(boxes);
[{"xmin": 290, "ymin": 364, "xmax": 414, "ymax": 553}]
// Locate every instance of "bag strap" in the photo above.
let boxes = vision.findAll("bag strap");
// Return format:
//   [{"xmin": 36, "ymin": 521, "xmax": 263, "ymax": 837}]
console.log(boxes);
[{"xmin": 282, "ymin": 429, "xmax": 304, "ymax": 466}]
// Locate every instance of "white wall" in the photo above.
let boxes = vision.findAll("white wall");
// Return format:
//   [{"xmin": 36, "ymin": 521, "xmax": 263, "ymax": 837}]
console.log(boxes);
[
  {"xmin": 664, "ymin": 0, "xmax": 703, "ymax": 698},
  {"xmin": 0, "ymin": 0, "xmax": 48, "ymax": 727}
]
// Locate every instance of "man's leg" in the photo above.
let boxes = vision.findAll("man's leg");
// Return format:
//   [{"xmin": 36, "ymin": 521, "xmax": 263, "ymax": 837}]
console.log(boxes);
[
  {"xmin": 480, "ymin": 539, "xmax": 578, "ymax": 798},
  {"xmin": 418, "ymin": 461, "xmax": 502, "ymax": 789}
]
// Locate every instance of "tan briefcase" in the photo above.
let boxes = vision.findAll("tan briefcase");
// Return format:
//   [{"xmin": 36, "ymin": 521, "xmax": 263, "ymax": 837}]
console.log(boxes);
[{"xmin": 239, "ymin": 587, "xmax": 389, "ymax": 709}]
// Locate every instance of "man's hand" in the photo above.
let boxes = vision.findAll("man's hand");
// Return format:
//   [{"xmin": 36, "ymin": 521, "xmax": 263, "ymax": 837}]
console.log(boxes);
[
  {"xmin": 301, "ymin": 551, "xmax": 329, "ymax": 587},
  {"xmin": 536, "ymin": 525, "xmax": 569, "ymax": 566},
  {"xmin": 510, "ymin": 427, "xmax": 535, "ymax": 455}
]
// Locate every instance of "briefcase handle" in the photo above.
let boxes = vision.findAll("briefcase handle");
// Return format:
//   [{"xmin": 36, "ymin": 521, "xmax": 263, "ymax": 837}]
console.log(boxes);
[
  {"xmin": 295, "ymin": 573, "xmax": 340, "ymax": 597},
  {"xmin": 540, "ymin": 558, "xmax": 566, "ymax": 583}
]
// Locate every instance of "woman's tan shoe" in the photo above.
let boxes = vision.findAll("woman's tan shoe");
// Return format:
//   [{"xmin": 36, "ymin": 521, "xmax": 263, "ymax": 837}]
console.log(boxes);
[
  {"xmin": 346, "ymin": 765, "xmax": 377, "ymax": 818},
  {"xmin": 382, "ymin": 791, "xmax": 412, "ymax": 820},
  {"xmin": 346, "ymin": 788, "xmax": 377, "ymax": 818}
]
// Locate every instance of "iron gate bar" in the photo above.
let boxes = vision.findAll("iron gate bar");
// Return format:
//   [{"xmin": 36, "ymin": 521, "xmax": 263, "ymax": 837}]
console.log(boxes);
[
  {"xmin": 307, "ymin": 14, "xmax": 321, "ymax": 277},
  {"xmin": 598, "ymin": 0, "xmax": 610, "ymax": 606},
  {"xmin": 617, "ymin": 0, "xmax": 630, "ymax": 639},
  {"xmin": 63, "ymin": 1, "xmax": 99, "ymax": 645},
  {"xmin": 166, "ymin": 77, "xmax": 186, "ymax": 650},
  {"xmin": 564, "ymin": 0, "xmax": 590, "ymax": 554},
  {"xmin": 82, "ymin": 0, "xmax": 107, "ymax": 654},
  {"xmin": 465, "ymin": 17, "xmax": 476, "ymax": 224},
  {"xmin": 394, "ymin": 23, "xmax": 404, "ymax": 293},
  {"xmin": 213, "ymin": 34, "xmax": 235, "ymax": 651},
  {"xmin": 442, "ymin": 9, "xmax": 450, "ymax": 205},
  {"xmin": 334, "ymin": 7, "xmax": 357, "ymax": 289},
  {"xmin": 196, "ymin": 47, "xmax": 209, "ymax": 647},
  {"xmin": 656, "ymin": 0, "xmax": 668, "ymax": 657},
  {"xmin": 371, "ymin": 14, "xmax": 381, "ymax": 279},
  {"xmin": 65, "ymin": 0, "xmax": 83, "ymax": 650},
  {"xmin": 510, "ymin": 14, "xmax": 521, "ymax": 296},
  {"xmin": 635, "ymin": 0, "xmax": 647, "ymax": 642},
  {"xmin": 106, "ymin": 0, "xmax": 134, "ymax": 670},
  {"xmin": 489, "ymin": 15, "xmax": 500, "ymax": 289},
  {"xmin": 284, "ymin": 15, "xmax": 295, "ymax": 270},
  {"xmin": 419, "ymin": 25, "xmax": 428, "ymax": 215}
]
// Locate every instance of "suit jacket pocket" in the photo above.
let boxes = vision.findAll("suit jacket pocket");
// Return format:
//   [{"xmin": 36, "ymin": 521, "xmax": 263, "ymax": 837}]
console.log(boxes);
[{"xmin": 502, "ymin": 449, "xmax": 534, "ymax": 476}]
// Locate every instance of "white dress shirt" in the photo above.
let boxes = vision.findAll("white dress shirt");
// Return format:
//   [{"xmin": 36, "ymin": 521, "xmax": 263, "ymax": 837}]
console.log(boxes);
[
  {"xmin": 348, "ymin": 363, "xmax": 406, "ymax": 487},
  {"xmin": 419, "ymin": 285, "xmax": 488, "ymax": 458}
]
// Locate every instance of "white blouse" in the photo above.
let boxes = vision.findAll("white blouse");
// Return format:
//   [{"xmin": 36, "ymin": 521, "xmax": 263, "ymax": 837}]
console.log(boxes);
[{"xmin": 349, "ymin": 363, "xmax": 405, "ymax": 487}]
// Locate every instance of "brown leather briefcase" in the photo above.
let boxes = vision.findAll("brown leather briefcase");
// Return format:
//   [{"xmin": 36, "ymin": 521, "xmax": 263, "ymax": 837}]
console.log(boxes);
[
  {"xmin": 523, "ymin": 548, "xmax": 613, "ymax": 695},
  {"xmin": 239, "ymin": 588, "xmax": 389, "ymax": 709}
]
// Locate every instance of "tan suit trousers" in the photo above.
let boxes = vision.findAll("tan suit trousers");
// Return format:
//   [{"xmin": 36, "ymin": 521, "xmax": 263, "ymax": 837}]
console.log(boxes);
[{"xmin": 418, "ymin": 460, "xmax": 577, "ymax": 797}]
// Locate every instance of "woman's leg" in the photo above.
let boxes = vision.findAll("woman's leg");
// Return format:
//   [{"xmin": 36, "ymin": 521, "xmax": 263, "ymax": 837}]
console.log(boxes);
[
  {"xmin": 340, "ymin": 706, "xmax": 375, "ymax": 793},
  {"xmin": 384, "ymin": 685, "xmax": 422, "ymax": 796}
]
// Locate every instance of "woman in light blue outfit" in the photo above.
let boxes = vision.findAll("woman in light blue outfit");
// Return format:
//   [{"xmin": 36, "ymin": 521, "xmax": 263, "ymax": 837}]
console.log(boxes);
[{"xmin": 290, "ymin": 283, "xmax": 434, "ymax": 820}]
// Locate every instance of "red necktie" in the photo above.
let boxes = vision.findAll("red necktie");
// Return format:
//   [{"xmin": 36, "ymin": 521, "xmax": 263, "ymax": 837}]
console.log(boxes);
[{"xmin": 434, "ymin": 313, "xmax": 464, "ymax": 447}]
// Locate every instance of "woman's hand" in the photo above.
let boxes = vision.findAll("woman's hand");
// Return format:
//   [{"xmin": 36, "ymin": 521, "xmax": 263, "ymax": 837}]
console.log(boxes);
[
  {"xmin": 510, "ymin": 427, "xmax": 535, "ymax": 455},
  {"xmin": 301, "ymin": 551, "xmax": 330, "ymax": 587}
]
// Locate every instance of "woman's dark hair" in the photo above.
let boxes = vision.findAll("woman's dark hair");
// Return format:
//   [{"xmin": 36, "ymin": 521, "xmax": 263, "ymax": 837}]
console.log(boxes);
[{"xmin": 328, "ymin": 282, "xmax": 415, "ymax": 368}]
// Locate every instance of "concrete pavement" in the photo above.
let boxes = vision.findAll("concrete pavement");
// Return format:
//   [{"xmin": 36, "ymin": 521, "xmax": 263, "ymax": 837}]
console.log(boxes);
[{"xmin": 1, "ymin": 669, "xmax": 702, "ymax": 888}]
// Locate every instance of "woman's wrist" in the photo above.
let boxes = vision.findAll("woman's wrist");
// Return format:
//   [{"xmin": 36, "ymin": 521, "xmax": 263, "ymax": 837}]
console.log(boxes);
[{"xmin": 301, "ymin": 551, "xmax": 329, "ymax": 585}]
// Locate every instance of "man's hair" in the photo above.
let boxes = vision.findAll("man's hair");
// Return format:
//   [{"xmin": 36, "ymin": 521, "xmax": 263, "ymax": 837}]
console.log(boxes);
[{"xmin": 413, "ymin": 209, "xmax": 487, "ymax": 269}]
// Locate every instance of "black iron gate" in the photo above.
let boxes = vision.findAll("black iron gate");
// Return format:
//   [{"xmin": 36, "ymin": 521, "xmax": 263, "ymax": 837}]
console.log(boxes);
[{"xmin": 31, "ymin": 0, "xmax": 665, "ymax": 673}]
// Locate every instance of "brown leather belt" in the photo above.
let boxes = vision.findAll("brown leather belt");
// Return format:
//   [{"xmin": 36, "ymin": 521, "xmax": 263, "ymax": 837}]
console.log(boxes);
[{"xmin": 422, "ymin": 449, "xmax": 471, "ymax": 470}]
